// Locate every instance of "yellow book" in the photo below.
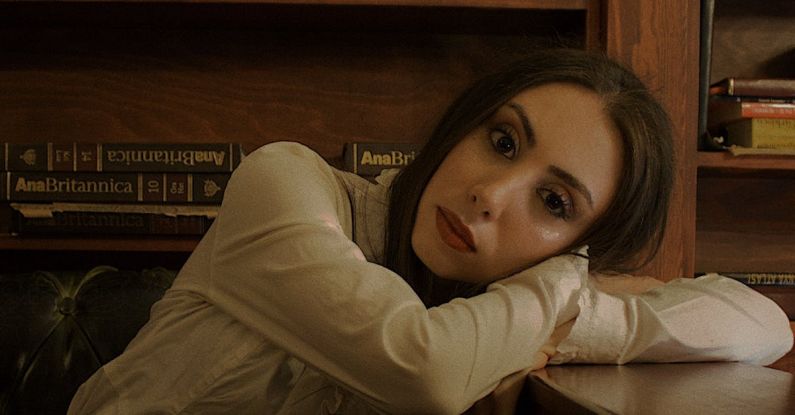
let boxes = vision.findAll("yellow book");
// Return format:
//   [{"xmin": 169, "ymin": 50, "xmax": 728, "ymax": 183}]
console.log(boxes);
[{"xmin": 724, "ymin": 118, "xmax": 795, "ymax": 148}]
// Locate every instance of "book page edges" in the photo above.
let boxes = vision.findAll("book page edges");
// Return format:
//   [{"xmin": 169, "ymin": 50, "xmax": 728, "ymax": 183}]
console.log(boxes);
[{"xmin": 10, "ymin": 203, "xmax": 219, "ymax": 218}]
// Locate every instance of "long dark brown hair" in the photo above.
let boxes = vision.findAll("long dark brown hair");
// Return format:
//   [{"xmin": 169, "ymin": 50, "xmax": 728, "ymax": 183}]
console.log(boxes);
[{"xmin": 384, "ymin": 48, "xmax": 674, "ymax": 306}]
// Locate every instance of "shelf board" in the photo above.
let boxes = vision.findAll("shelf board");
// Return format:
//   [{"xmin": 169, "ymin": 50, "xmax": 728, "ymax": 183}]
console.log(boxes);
[
  {"xmin": 2, "ymin": 0, "xmax": 593, "ymax": 10},
  {"xmin": 698, "ymin": 151, "xmax": 795, "ymax": 172},
  {"xmin": 0, "ymin": 234, "xmax": 200, "ymax": 252}
]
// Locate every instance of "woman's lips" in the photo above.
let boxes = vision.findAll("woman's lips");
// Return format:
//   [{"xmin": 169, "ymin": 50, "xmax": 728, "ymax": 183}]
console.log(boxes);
[{"xmin": 436, "ymin": 206, "xmax": 476, "ymax": 253}]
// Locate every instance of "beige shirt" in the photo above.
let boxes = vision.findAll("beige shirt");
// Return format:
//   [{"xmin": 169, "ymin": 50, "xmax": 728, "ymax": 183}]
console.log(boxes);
[{"xmin": 69, "ymin": 142, "xmax": 793, "ymax": 415}]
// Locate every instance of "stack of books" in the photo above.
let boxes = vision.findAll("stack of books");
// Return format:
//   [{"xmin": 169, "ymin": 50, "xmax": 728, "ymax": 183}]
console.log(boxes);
[
  {"xmin": 1, "ymin": 142, "xmax": 244, "ymax": 236},
  {"xmin": 707, "ymin": 77, "xmax": 795, "ymax": 155}
]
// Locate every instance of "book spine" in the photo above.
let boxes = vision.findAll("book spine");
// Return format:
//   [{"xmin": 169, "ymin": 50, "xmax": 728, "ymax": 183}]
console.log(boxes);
[
  {"xmin": 708, "ymin": 100, "xmax": 795, "ymax": 128},
  {"xmin": 725, "ymin": 118, "xmax": 795, "ymax": 148},
  {"xmin": 710, "ymin": 78, "xmax": 795, "ymax": 98},
  {"xmin": 731, "ymin": 102, "xmax": 795, "ymax": 119},
  {"xmin": 0, "ymin": 172, "xmax": 229, "ymax": 204},
  {"xmin": 343, "ymin": 142, "xmax": 421, "ymax": 176},
  {"xmin": 723, "ymin": 273, "xmax": 795, "ymax": 286},
  {"xmin": 11, "ymin": 210, "xmax": 213, "ymax": 235},
  {"xmin": 2, "ymin": 142, "xmax": 244, "ymax": 172}
]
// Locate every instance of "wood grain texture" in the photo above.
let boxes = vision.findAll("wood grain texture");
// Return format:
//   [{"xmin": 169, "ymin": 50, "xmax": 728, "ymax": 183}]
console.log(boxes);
[
  {"xmin": 604, "ymin": 0, "xmax": 700, "ymax": 280},
  {"xmin": 699, "ymin": 151, "xmax": 795, "ymax": 171},
  {"xmin": 0, "ymin": 2, "xmax": 585, "ymax": 161},
  {"xmin": 525, "ymin": 363, "xmax": 795, "ymax": 415},
  {"xmin": 696, "ymin": 173, "xmax": 795, "ymax": 273}
]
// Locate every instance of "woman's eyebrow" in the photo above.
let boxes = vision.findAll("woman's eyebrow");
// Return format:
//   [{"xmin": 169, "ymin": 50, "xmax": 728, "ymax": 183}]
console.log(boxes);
[
  {"xmin": 507, "ymin": 102, "xmax": 535, "ymax": 147},
  {"xmin": 548, "ymin": 165, "xmax": 594, "ymax": 209}
]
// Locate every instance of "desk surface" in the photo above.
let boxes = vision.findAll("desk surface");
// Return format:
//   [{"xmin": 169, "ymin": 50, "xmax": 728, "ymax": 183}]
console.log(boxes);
[{"xmin": 521, "ymin": 363, "xmax": 795, "ymax": 415}]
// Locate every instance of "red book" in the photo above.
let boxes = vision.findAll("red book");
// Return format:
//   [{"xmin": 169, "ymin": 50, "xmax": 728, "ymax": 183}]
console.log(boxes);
[{"xmin": 708, "ymin": 96, "xmax": 795, "ymax": 129}]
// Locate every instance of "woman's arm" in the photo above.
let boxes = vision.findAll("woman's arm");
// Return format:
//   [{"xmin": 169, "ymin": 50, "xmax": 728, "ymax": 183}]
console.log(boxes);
[
  {"xmin": 204, "ymin": 142, "xmax": 586, "ymax": 414},
  {"xmin": 550, "ymin": 273, "xmax": 793, "ymax": 366}
]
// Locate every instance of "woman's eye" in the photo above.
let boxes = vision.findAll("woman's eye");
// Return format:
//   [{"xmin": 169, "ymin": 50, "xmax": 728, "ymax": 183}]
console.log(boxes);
[
  {"xmin": 537, "ymin": 189, "xmax": 572, "ymax": 219},
  {"xmin": 489, "ymin": 125, "xmax": 518, "ymax": 159}
]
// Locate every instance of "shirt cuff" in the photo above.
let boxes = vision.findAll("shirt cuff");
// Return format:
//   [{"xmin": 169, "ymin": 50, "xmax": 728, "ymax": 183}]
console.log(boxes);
[{"xmin": 549, "ymin": 286, "xmax": 630, "ymax": 364}]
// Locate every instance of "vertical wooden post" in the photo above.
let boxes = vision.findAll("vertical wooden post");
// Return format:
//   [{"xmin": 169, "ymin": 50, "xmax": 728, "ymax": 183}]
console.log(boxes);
[{"xmin": 603, "ymin": 0, "xmax": 700, "ymax": 280}]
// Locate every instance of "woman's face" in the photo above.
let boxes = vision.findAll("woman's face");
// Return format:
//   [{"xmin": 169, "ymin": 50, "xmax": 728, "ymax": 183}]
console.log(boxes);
[{"xmin": 411, "ymin": 83, "xmax": 623, "ymax": 284}]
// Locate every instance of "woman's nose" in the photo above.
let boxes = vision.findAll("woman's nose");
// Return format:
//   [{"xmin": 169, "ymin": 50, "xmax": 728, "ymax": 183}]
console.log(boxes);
[{"xmin": 468, "ymin": 173, "xmax": 522, "ymax": 220}]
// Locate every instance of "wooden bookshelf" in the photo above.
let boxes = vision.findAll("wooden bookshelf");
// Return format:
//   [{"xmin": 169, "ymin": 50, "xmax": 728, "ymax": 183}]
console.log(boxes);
[
  {"xmin": 696, "ymin": 0, "xmax": 795, "ymax": 274},
  {"xmin": 0, "ymin": 0, "xmax": 699, "ymax": 280}
]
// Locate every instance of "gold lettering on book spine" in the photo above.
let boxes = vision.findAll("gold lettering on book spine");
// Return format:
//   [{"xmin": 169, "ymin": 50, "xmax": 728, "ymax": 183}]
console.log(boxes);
[
  {"xmin": 14, "ymin": 176, "xmax": 133, "ymax": 194},
  {"xmin": 55, "ymin": 213, "xmax": 144, "ymax": 228},
  {"xmin": 105, "ymin": 149, "xmax": 228, "ymax": 167},
  {"xmin": 359, "ymin": 150, "xmax": 416, "ymax": 167},
  {"xmin": 747, "ymin": 273, "xmax": 795, "ymax": 285}
]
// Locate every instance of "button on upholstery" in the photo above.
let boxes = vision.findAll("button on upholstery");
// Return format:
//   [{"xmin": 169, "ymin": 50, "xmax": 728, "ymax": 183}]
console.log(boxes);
[{"xmin": 58, "ymin": 297, "xmax": 77, "ymax": 316}]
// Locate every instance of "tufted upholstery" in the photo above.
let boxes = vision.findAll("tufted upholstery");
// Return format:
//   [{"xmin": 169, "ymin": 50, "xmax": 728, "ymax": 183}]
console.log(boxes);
[{"xmin": 0, "ymin": 267, "xmax": 176, "ymax": 415}]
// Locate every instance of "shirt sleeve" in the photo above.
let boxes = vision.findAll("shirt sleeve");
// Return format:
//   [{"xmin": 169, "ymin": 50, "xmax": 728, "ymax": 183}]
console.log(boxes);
[
  {"xmin": 549, "ymin": 273, "xmax": 794, "ymax": 366},
  {"xmin": 204, "ymin": 142, "xmax": 587, "ymax": 415}
]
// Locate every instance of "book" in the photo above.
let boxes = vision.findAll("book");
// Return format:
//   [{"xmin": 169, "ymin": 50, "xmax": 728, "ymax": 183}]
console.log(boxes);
[
  {"xmin": 1, "ymin": 172, "xmax": 230, "ymax": 204},
  {"xmin": 1, "ymin": 142, "xmax": 245, "ymax": 172},
  {"xmin": 343, "ymin": 142, "xmax": 421, "ymax": 176},
  {"xmin": 11, "ymin": 210, "xmax": 214, "ymax": 236},
  {"xmin": 723, "ymin": 273, "xmax": 795, "ymax": 286},
  {"xmin": 709, "ymin": 78, "xmax": 795, "ymax": 98},
  {"xmin": 708, "ymin": 97, "xmax": 795, "ymax": 129},
  {"xmin": 723, "ymin": 118, "xmax": 795, "ymax": 148}
]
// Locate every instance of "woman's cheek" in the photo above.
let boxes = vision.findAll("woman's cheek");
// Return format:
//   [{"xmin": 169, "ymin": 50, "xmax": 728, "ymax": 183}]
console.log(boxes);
[{"xmin": 539, "ymin": 226, "xmax": 563, "ymax": 242}]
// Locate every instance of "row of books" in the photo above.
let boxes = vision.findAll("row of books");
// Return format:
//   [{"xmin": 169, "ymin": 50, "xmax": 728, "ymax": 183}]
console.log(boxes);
[
  {"xmin": 3, "ymin": 141, "xmax": 422, "ymax": 237},
  {"xmin": 705, "ymin": 77, "xmax": 795, "ymax": 154},
  {"xmin": 8, "ymin": 140, "xmax": 793, "ymax": 315},
  {"xmin": 2, "ymin": 142, "xmax": 246, "ymax": 236}
]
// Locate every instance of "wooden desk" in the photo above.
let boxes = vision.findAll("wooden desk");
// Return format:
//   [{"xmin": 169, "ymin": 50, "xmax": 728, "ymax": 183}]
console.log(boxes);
[{"xmin": 519, "ymin": 363, "xmax": 795, "ymax": 414}]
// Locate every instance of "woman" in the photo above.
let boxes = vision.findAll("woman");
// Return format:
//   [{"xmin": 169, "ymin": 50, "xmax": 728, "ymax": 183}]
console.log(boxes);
[{"xmin": 69, "ymin": 49, "xmax": 792, "ymax": 414}]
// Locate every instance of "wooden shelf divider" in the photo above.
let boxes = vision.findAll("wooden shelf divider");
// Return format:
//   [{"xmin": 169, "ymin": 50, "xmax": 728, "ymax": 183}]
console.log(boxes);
[
  {"xmin": 698, "ymin": 151, "xmax": 795, "ymax": 172},
  {"xmin": 0, "ymin": 234, "xmax": 200, "ymax": 252}
]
